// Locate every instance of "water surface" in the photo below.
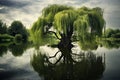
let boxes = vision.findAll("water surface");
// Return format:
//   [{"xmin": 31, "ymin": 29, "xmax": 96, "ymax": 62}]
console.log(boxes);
[{"xmin": 0, "ymin": 43, "xmax": 120, "ymax": 80}]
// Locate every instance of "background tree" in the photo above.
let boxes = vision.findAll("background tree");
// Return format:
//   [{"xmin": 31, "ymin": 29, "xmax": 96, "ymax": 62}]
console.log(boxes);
[
  {"xmin": 105, "ymin": 28, "xmax": 120, "ymax": 38},
  {"xmin": 8, "ymin": 21, "xmax": 28, "ymax": 41},
  {"xmin": 14, "ymin": 34, "xmax": 23, "ymax": 44},
  {"xmin": 0, "ymin": 20, "xmax": 7, "ymax": 34},
  {"xmin": 0, "ymin": 34, "xmax": 14, "ymax": 42}
]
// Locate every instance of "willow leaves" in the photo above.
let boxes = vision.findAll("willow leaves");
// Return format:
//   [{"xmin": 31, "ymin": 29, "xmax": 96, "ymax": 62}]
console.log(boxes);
[{"xmin": 30, "ymin": 4, "xmax": 105, "ymax": 48}]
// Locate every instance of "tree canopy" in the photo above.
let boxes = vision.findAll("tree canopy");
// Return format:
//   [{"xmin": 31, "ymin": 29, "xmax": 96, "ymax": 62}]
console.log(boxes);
[
  {"xmin": 0, "ymin": 20, "xmax": 7, "ymax": 34},
  {"xmin": 105, "ymin": 28, "xmax": 120, "ymax": 38},
  {"xmin": 30, "ymin": 4, "xmax": 105, "ymax": 48},
  {"xmin": 8, "ymin": 21, "xmax": 28, "ymax": 41}
]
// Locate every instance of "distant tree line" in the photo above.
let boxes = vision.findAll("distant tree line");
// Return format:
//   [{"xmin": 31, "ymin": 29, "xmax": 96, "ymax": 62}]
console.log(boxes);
[
  {"xmin": 0, "ymin": 20, "xmax": 29, "ymax": 42},
  {"xmin": 104, "ymin": 28, "xmax": 120, "ymax": 38},
  {"xmin": 0, "ymin": 20, "xmax": 7, "ymax": 34}
]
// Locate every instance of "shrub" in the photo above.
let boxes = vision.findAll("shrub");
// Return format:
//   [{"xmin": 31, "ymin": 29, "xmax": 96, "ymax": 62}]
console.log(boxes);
[{"xmin": 14, "ymin": 34, "xmax": 22, "ymax": 44}]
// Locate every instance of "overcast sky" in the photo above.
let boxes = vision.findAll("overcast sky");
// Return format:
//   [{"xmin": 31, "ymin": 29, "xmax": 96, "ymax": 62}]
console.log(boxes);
[{"xmin": 0, "ymin": 0, "xmax": 120, "ymax": 29}]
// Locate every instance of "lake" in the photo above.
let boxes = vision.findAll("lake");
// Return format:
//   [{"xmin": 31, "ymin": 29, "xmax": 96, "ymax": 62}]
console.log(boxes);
[{"xmin": 0, "ymin": 41, "xmax": 120, "ymax": 80}]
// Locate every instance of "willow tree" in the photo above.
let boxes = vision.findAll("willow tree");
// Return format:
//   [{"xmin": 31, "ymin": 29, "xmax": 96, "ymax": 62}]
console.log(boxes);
[{"xmin": 30, "ymin": 4, "xmax": 105, "ymax": 49}]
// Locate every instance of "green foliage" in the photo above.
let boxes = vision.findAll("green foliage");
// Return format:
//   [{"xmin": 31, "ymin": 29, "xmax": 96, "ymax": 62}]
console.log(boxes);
[
  {"xmin": 30, "ymin": 29, "xmax": 45, "ymax": 48},
  {"xmin": 31, "ymin": 52, "xmax": 48, "ymax": 75},
  {"xmin": 30, "ymin": 29, "xmax": 59, "ymax": 49},
  {"xmin": 100, "ymin": 40, "xmax": 120, "ymax": 49},
  {"xmin": 105, "ymin": 28, "xmax": 120, "ymax": 38},
  {"xmin": 42, "ymin": 4, "xmax": 73, "ymax": 23},
  {"xmin": 54, "ymin": 10, "xmax": 78, "ymax": 36},
  {"xmin": 78, "ymin": 33, "xmax": 98, "ymax": 50},
  {"xmin": 76, "ymin": 7, "xmax": 105, "ymax": 37},
  {"xmin": 104, "ymin": 28, "xmax": 112, "ymax": 38},
  {"xmin": 0, "ymin": 20, "xmax": 7, "ymax": 34},
  {"xmin": 73, "ymin": 15, "xmax": 89, "ymax": 38},
  {"xmin": 0, "ymin": 41, "xmax": 31, "ymax": 57},
  {"xmin": 30, "ymin": 4, "xmax": 105, "ymax": 48},
  {"xmin": 31, "ymin": 18, "xmax": 46, "ymax": 32},
  {"xmin": 111, "ymin": 33, "xmax": 120, "ymax": 38},
  {"xmin": 8, "ymin": 21, "xmax": 28, "ymax": 41},
  {"xmin": 14, "ymin": 34, "xmax": 22, "ymax": 44},
  {"xmin": 30, "ymin": 18, "xmax": 46, "ymax": 45},
  {"xmin": 0, "ymin": 34, "xmax": 14, "ymax": 42},
  {"xmin": 30, "ymin": 16, "xmax": 59, "ymax": 48},
  {"xmin": 87, "ymin": 12, "xmax": 105, "ymax": 36}
]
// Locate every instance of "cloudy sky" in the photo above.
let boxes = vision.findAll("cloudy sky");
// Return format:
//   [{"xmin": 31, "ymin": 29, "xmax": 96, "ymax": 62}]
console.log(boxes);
[{"xmin": 0, "ymin": 0, "xmax": 120, "ymax": 29}]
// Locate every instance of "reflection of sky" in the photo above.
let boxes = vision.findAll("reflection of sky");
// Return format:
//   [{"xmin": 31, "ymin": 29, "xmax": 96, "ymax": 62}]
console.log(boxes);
[
  {"xmin": 0, "ymin": 48, "xmax": 41, "ymax": 80},
  {"xmin": 95, "ymin": 47, "xmax": 120, "ymax": 80},
  {"xmin": 0, "ymin": 45, "xmax": 120, "ymax": 79},
  {"xmin": 0, "ymin": 0, "xmax": 120, "ymax": 29}
]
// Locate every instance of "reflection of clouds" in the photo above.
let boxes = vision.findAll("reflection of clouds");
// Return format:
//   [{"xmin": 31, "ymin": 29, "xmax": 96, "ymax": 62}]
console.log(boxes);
[
  {"xmin": 0, "ymin": 47, "xmax": 58, "ymax": 70},
  {"xmin": 0, "ymin": 47, "xmax": 58, "ymax": 79},
  {"xmin": 96, "ymin": 47, "xmax": 120, "ymax": 80},
  {"xmin": 0, "ymin": 48, "xmax": 41, "ymax": 79},
  {"xmin": 0, "ymin": 48, "xmax": 33, "ymax": 69},
  {"xmin": 0, "ymin": 49, "xmax": 40, "ymax": 80},
  {"xmin": 0, "ymin": 0, "xmax": 120, "ymax": 28}
]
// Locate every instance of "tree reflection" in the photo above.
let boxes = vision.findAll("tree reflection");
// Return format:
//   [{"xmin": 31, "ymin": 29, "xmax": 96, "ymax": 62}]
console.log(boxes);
[
  {"xmin": 0, "ymin": 42, "xmax": 31, "ymax": 57},
  {"xmin": 30, "ymin": 6, "xmax": 106, "ymax": 80},
  {"xmin": 0, "ymin": 46, "xmax": 7, "ymax": 57},
  {"xmin": 8, "ymin": 42, "xmax": 30, "ymax": 56},
  {"xmin": 31, "ymin": 45, "xmax": 105, "ymax": 80},
  {"xmin": 0, "ymin": 41, "xmax": 13, "ymax": 57}
]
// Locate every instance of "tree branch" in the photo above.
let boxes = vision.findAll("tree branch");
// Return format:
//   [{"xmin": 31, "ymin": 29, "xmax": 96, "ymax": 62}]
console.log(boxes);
[
  {"xmin": 71, "ymin": 53, "xmax": 83, "ymax": 56},
  {"xmin": 47, "ymin": 44, "xmax": 58, "ymax": 48},
  {"xmin": 47, "ymin": 31, "xmax": 61, "ymax": 40},
  {"xmin": 54, "ymin": 55, "xmax": 63, "ymax": 65},
  {"xmin": 49, "ymin": 51, "xmax": 60, "ymax": 58}
]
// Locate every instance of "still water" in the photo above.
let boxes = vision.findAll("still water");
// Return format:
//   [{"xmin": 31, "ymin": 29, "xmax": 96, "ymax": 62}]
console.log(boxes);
[{"xmin": 0, "ymin": 42, "xmax": 120, "ymax": 80}]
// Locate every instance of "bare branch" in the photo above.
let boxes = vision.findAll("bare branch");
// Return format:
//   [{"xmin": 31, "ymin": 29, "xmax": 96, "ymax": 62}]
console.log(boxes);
[
  {"xmin": 47, "ymin": 31, "xmax": 61, "ymax": 40},
  {"xmin": 71, "ymin": 53, "xmax": 83, "ymax": 56},
  {"xmin": 49, "ymin": 51, "xmax": 60, "ymax": 58},
  {"xmin": 54, "ymin": 55, "xmax": 63, "ymax": 65}
]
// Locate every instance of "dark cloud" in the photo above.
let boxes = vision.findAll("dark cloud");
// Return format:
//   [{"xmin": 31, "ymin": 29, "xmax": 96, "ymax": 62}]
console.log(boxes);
[
  {"xmin": 0, "ymin": 0, "xmax": 29, "ymax": 8},
  {"xmin": 0, "ymin": 8, "xmax": 8, "ymax": 13},
  {"xmin": 0, "ymin": 0, "xmax": 32, "ymax": 18}
]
